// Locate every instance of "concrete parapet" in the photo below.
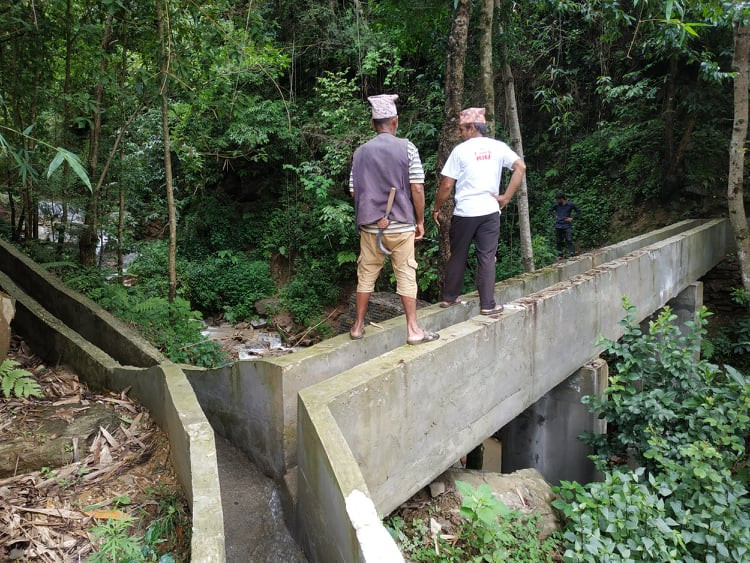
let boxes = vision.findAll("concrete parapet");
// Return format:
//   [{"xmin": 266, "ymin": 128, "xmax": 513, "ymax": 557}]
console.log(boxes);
[
  {"xmin": 297, "ymin": 382, "xmax": 403, "ymax": 563},
  {"xmin": 295, "ymin": 218, "xmax": 728, "ymax": 562},
  {"xmin": 0, "ymin": 254, "xmax": 225, "ymax": 561},
  {"xmin": 185, "ymin": 219, "xmax": 708, "ymax": 481},
  {"xmin": 0, "ymin": 239, "xmax": 163, "ymax": 367}
]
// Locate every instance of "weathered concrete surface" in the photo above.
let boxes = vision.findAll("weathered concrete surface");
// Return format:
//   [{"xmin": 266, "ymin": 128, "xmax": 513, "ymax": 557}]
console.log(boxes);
[
  {"xmin": 295, "ymin": 218, "xmax": 729, "ymax": 563},
  {"xmin": 185, "ymin": 219, "xmax": 708, "ymax": 481},
  {"xmin": 0, "ymin": 257, "xmax": 225, "ymax": 561},
  {"xmin": 0, "ymin": 239, "xmax": 163, "ymax": 367}
]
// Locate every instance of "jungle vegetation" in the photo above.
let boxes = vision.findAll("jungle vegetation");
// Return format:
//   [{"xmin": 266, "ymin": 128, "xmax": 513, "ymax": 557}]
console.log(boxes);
[
  {"xmin": 0, "ymin": 1, "xmax": 747, "ymax": 355},
  {"xmin": 2, "ymin": 2, "xmax": 749, "ymax": 561}
]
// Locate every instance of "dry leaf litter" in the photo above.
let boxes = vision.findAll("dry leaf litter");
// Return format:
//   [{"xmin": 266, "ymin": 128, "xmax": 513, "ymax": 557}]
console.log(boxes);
[{"xmin": 1, "ymin": 336, "xmax": 189, "ymax": 561}]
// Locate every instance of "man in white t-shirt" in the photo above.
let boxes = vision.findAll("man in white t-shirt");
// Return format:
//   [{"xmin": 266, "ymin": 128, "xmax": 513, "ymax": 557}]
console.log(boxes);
[{"xmin": 432, "ymin": 107, "xmax": 526, "ymax": 316}]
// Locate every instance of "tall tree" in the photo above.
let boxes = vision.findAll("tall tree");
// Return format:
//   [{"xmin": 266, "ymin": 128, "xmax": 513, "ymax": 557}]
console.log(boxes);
[
  {"xmin": 156, "ymin": 0, "xmax": 177, "ymax": 304},
  {"xmin": 79, "ymin": 11, "xmax": 114, "ymax": 266},
  {"xmin": 495, "ymin": 0, "xmax": 534, "ymax": 272},
  {"xmin": 436, "ymin": 0, "xmax": 471, "ymax": 289},
  {"xmin": 501, "ymin": 58, "xmax": 534, "ymax": 272},
  {"xmin": 478, "ymin": 0, "xmax": 495, "ymax": 136},
  {"xmin": 728, "ymin": 20, "xmax": 750, "ymax": 292},
  {"xmin": 56, "ymin": 0, "xmax": 74, "ymax": 258}
]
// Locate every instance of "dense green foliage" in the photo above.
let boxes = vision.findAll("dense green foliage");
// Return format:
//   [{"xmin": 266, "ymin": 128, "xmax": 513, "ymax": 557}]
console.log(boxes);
[
  {"xmin": 553, "ymin": 300, "xmax": 750, "ymax": 562},
  {"xmin": 0, "ymin": 1, "xmax": 747, "ymax": 351},
  {"xmin": 64, "ymin": 261, "xmax": 227, "ymax": 367},
  {"xmin": 704, "ymin": 286, "xmax": 750, "ymax": 371}
]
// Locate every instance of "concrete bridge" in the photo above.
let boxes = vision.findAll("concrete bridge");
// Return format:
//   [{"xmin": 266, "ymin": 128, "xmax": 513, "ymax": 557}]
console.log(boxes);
[{"xmin": 0, "ymin": 217, "xmax": 732, "ymax": 562}]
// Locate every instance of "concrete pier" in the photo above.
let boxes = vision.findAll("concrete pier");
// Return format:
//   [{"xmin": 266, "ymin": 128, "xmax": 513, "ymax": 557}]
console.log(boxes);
[{"xmin": 498, "ymin": 358, "xmax": 608, "ymax": 485}]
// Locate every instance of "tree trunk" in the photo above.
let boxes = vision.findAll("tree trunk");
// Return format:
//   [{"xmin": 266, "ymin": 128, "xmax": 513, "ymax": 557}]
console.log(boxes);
[
  {"xmin": 24, "ymin": 65, "xmax": 41, "ymax": 242},
  {"xmin": 501, "ymin": 60, "xmax": 534, "ymax": 272},
  {"xmin": 728, "ymin": 22, "xmax": 750, "ymax": 292},
  {"xmin": 157, "ymin": 0, "xmax": 178, "ymax": 304},
  {"xmin": 478, "ymin": 0, "xmax": 495, "ymax": 137},
  {"xmin": 436, "ymin": 0, "xmax": 471, "ymax": 290},
  {"xmin": 117, "ymin": 21, "xmax": 128, "ymax": 282},
  {"xmin": 6, "ymin": 189, "xmax": 17, "ymax": 240},
  {"xmin": 79, "ymin": 13, "xmax": 113, "ymax": 267},
  {"xmin": 57, "ymin": 0, "xmax": 73, "ymax": 258}
]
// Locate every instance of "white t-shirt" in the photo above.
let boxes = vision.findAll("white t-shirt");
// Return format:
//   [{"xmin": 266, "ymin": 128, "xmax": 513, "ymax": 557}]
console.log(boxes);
[{"xmin": 441, "ymin": 136, "xmax": 520, "ymax": 217}]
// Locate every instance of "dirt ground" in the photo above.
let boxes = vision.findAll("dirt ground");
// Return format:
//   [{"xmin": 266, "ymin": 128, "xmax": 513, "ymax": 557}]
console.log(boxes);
[{"xmin": 0, "ymin": 336, "xmax": 190, "ymax": 562}]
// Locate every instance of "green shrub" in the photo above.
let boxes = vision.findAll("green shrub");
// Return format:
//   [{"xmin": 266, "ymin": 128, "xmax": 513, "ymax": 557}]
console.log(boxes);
[
  {"xmin": 280, "ymin": 261, "xmax": 340, "ymax": 327},
  {"xmin": 63, "ymin": 265, "xmax": 226, "ymax": 367},
  {"xmin": 553, "ymin": 299, "xmax": 750, "ymax": 562},
  {"xmin": 64, "ymin": 266, "xmax": 111, "ymax": 296},
  {"xmin": 122, "ymin": 297, "xmax": 226, "ymax": 367},
  {"xmin": 180, "ymin": 251, "xmax": 275, "ymax": 323},
  {"xmin": 126, "ymin": 241, "xmax": 171, "ymax": 299},
  {"xmin": 178, "ymin": 193, "xmax": 250, "ymax": 258}
]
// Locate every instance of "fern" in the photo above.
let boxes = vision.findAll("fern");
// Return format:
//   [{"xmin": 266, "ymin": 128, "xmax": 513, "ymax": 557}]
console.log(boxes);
[{"xmin": 0, "ymin": 359, "xmax": 43, "ymax": 398}]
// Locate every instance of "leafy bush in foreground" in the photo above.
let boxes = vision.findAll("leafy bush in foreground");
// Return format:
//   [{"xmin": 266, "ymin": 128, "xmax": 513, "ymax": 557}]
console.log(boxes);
[{"xmin": 554, "ymin": 299, "xmax": 750, "ymax": 562}]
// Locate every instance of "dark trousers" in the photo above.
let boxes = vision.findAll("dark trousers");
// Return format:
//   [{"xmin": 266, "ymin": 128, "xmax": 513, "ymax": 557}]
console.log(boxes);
[
  {"xmin": 442, "ymin": 213, "xmax": 500, "ymax": 310},
  {"xmin": 555, "ymin": 227, "xmax": 575, "ymax": 256}
]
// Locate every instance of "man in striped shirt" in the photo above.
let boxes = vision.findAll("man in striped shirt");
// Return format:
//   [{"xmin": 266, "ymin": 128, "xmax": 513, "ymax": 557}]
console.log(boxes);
[{"xmin": 348, "ymin": 94, "xmax": 439, "ymax": 346}]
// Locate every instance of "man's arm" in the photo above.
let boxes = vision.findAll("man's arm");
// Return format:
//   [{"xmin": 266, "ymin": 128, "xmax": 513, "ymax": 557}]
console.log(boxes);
[
  {"xmin": 496, "ymin": 158, "xmax": 526, "ymax": 209},
  {"xmin": 410, "ymin": 182, "xmax": 425, "ymax": 240},
  {"xmin": 432, "ymin": 176, "xmax": 456, "ymax": 228}
]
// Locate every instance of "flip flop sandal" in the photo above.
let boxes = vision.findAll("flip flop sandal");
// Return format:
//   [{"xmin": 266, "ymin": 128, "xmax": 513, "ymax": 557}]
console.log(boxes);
[
  {"xmin": 349, "ymin": 329, "xmax": 365, "ymax": 340},
  {"xmin": 480, "ymin": 305, "xmax": 504, "ymax": 316},
  {"xmin": 439, "ymin": 299, "xmax": 462, "ymax": 308},
  {"xmin": 407, "ymin": 331, "xmax": 440, "ymax": 346}
]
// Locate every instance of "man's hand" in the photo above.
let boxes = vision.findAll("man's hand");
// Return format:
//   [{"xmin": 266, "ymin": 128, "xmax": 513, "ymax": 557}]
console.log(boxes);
[
  {"xmin": 376, "ymin": 217, "xmax": 390, "ymax": 229},
  {"xmin": 565, "ymin": 217, "xmax": 573, "ymax": 223},
  {"xmin": 432, "ymin": 210, "xmax": 441, "ymax": 228},
  {"xmin": 415, "ymin": 223, "xmax": 424, "ymax": 240},
  {"xmin": 496, "ymin": 193, "xmax": 512, "ymax": 209}
]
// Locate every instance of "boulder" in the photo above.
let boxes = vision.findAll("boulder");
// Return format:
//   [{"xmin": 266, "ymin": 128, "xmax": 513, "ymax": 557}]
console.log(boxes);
[
  {"xmin": 437, "ymin": 467, "xmax": 561, "ymax": 540},
  {"xmin": 0, "ymin": 292, "xmax": 15, "ymax": 359}
]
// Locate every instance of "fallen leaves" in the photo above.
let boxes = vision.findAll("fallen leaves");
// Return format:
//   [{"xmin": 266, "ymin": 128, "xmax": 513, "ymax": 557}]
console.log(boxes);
[{"xmin": 1, "ymin": 337, "xmax": 186, "ymax": 561}]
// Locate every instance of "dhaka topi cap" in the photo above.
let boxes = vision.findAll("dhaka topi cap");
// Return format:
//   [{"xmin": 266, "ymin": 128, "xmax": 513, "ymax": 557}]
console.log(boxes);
[
  {"xmin": 368, "ymin": 94, "xmax": 399, "ymax": 119},
  {"xmin": 459, "ymin": 107, "xmax": 486, "ymax": 124}
]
